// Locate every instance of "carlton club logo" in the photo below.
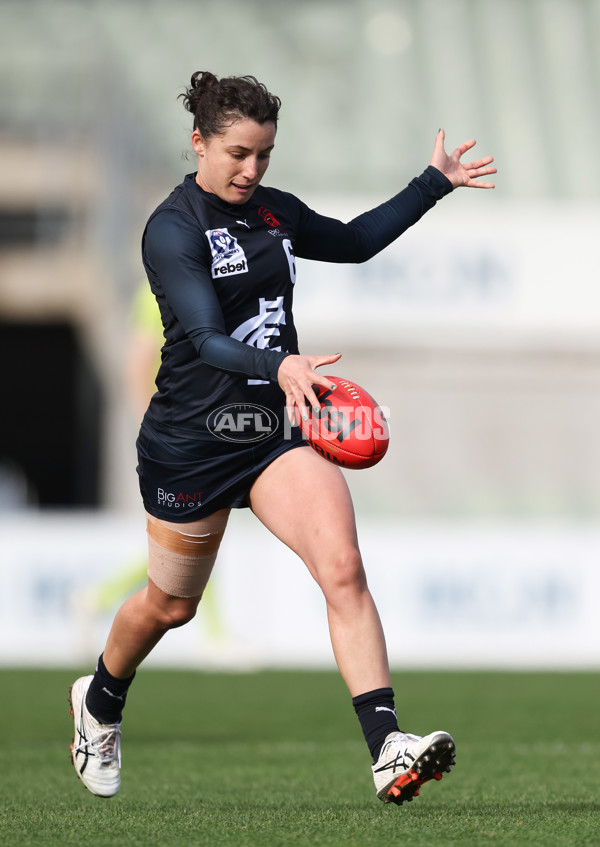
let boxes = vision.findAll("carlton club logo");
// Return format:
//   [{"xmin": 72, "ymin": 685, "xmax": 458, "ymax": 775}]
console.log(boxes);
[
  {"xmin": 257, "ymin": 206, "xmax": 280, "ymax": 227},
  {"xmin": 207, "ymin": 404, "xmax": 279, "ymax": 443}
]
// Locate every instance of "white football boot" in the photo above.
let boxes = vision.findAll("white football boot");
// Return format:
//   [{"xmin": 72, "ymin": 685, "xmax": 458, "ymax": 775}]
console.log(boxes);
[
  {"xmin": 372, "ymin": 730, "xmax": 455, "ymax": 805},
  {"xmin": 69, "ymin": 675, "xmax": 122, "ymax": 798}
]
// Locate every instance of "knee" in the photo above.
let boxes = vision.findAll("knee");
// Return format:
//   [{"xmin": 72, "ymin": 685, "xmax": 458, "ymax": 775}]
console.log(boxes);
[
  {"xmin": 318, "ymin": 546, "xmax": 367, "ymax": 598},
  {"xmin": 154, "ymin": 595, "xmax": 201, "ymax": 630}
]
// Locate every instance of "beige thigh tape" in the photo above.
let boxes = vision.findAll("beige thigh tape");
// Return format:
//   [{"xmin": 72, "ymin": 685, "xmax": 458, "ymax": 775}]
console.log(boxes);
[{"xmin": 146, "ymin": 511, "xmax": 229, "ymax": 598}]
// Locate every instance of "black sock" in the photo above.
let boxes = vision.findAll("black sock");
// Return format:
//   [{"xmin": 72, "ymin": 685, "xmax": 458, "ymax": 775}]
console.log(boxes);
[
  {"xmin": 85, "ymin": 653, "xmax": 136, "ymax": 724},
  {"xmin": 352, "ymin": 687, "xmax": 400, "ymax": 763}
]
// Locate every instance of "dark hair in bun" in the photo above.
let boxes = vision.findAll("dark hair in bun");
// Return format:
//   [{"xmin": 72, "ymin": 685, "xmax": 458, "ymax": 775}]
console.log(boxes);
[{"xmin": 180, "ymin": 71, "xmax": 281, "ymax": 138}]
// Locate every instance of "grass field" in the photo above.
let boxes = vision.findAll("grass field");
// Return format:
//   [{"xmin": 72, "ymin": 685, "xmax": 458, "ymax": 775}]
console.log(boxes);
[{"xmin": 0, "ymin": 669, "xmax": 598, "ymax": 846}]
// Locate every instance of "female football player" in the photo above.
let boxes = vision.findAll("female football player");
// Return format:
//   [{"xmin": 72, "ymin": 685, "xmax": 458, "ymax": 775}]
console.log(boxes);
[{"xmin": 69, "ymin": 71, "xmax": 495, "ymax": 804}]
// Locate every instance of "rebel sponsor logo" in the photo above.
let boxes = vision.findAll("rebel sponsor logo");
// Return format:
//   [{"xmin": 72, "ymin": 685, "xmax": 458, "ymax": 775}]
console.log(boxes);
[
  {"xmin": 207, "ymin": 403, "xmax": 279, "ymax": 443},
  {"xmin": 157, "ymin": 488, "xmax": 203, "ymax": 509},
  {"xmin": 257, "ymin": 206, "xmax": 280, "ymax": 227},
  {"xmin": 205, "ymin": 228, "xmax": 249, "ymax": 279},
  {"xmin": 213, "ymin": 258, "xmax": 247, "ymax": 277}
]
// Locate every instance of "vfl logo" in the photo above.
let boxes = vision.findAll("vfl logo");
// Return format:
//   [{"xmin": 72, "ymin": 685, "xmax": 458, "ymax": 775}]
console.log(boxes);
[
  {"xmin": 205, "ymin": 228, "xmax": 248, "ymax": 279},
  {"xmin": 207, "ymin": 404, "xmax": 279, "ymax": 443}
]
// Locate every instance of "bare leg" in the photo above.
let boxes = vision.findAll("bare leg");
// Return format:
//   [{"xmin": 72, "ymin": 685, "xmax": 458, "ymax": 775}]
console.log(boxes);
[
  {"xmin": 249, "ymin": 446, "xmax": 390, "ymax": 697},
  {"xmin": 102, "ymin": 578, "xmax": 201, "ymax": 678},
  {"xmin": 102, "ymin": 510, "xmax": 229, "ymax": 679}
]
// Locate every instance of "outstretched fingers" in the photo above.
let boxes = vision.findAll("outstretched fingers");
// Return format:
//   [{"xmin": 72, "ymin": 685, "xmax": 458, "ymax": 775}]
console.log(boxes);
[
  {"xmin": 462, "ymin": 154, "xmax": 495, "ymax": 171},
  {"xmin": 465, "ymin": 162, "xmax": 497, "ymax": 188},
  {"xmin": 432, "ymin": 131, "xmax": 497, "ymax": 189},
  {"xmin": 453, "ymin": 138, "xmax": 477, "ymax": 159},
  {"xmin": 455, "ymin": 144, "xmax": 497, "ymax": 188},
  {"xmin": 466, "ymin": 178, "xmax": 496, "ymax": 189},
  {"xmin": 279, "ymin": 353, "xmax": 341, "ymax": 424}
]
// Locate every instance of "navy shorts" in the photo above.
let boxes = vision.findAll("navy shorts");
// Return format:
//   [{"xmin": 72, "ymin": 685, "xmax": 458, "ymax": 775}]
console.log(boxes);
[{"xmin": 136, "ymin": 415, "xmax": 306, "ymax": 523}]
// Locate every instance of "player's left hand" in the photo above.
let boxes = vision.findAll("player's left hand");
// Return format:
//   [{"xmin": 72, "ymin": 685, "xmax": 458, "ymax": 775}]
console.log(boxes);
[{"xmin": 430, "ymin": 129, "xmax": 496, "ymax": 189}]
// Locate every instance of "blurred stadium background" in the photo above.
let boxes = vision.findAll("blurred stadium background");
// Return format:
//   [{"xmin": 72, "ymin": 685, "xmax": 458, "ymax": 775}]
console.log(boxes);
[{"xmin": 1, "ymin": 0, "xmax": 599, "ymax": 670}]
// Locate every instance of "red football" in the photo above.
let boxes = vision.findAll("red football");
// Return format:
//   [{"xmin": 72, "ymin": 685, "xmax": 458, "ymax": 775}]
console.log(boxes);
[{"xmin": 300, "ymin": 375, "xmax": 389, "ymax": 469}]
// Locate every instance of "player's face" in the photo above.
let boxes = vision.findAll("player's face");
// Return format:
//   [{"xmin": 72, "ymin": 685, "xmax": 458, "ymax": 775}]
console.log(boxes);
[{"xmin": 192, "ymin": 118, "xmax": 276, "ymax": 205}]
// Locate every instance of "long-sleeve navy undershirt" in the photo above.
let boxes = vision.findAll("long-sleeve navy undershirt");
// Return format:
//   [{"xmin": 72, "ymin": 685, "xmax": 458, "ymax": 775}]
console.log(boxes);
[{"xmin": 143, "ymin": 166, "xmax": 452, "ymax": 385}]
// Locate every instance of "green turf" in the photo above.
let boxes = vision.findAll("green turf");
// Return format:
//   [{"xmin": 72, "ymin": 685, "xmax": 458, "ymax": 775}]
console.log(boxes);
[{"xmin": 1, "ymin": 669, "xmax": 599, "ymax": 846}]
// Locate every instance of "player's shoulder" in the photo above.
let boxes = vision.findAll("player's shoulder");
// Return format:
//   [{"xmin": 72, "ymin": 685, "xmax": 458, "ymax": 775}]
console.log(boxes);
[
  {"xmin": 149, "ymin": 174, "xmax": 199, "ymax": 220},
  {"xmin": 253, "ymin": 185, "xmax": 308, "ymax": 222},
  {"xmin": 144, "ymin": 175, "xmax": 204, "ymax": 240},
  {"xmin": 143, "ymin": 177, "xmax": 208, "ymax": 263},
  {"xmin": 255, "ymin": 184, "xmax": 301, "ymax": 206}
]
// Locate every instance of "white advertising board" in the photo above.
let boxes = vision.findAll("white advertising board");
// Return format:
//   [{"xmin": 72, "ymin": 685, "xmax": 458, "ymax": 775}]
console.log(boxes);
[
  {"xmin": 293, "ymin": 200, "xmax": 600, "ymax": 348},
  {"xmin": 1, "ymin": 511, "xmax": 598, "ymax": 670}
]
